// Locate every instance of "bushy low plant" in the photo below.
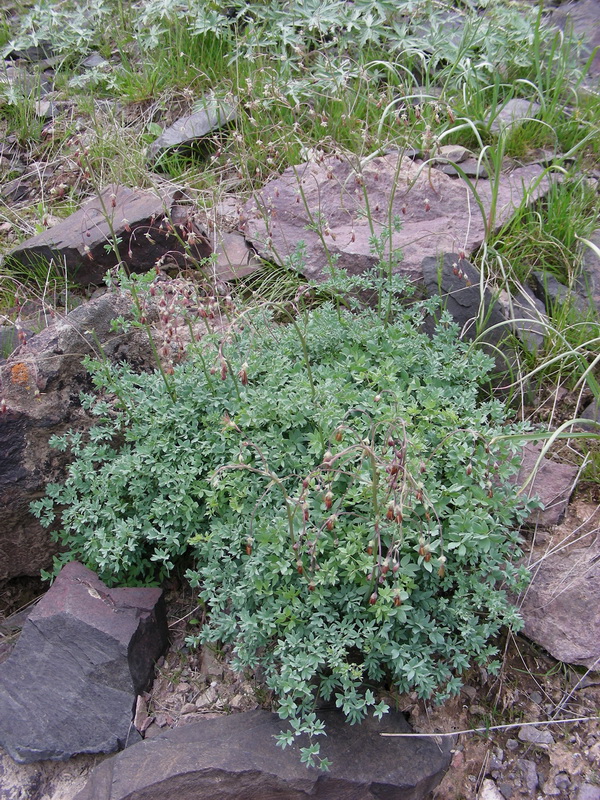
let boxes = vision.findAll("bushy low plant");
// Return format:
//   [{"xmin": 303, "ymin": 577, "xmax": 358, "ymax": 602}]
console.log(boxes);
[{"xmin": 32, "ymin": 268, "xmax": 536, "ymax": 769}]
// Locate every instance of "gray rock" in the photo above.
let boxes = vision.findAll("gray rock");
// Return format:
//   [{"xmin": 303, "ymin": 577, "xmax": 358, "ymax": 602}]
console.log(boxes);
[
  {"xmin": 0, "ymin": 561, "xmax": 168, "ymax": 763},
  {"xmin": 432, "ymin": 145, "xmax": 471, "ymax": 164},
  {"xmin": 478, "ymin": 778, "xmax": 506, "ymax": 800},
  {"xmin": 579, "ymin": 400, "xmax": 600, "ymax": 431},
  {"xmin": 497, "ymin": 286, "xmax": 548, "ymax": 352},
  {"xmin": 0, "ymin": 291, "xmax": 159, "ymax": 581},
  {"xmin": 82, "ymin": 52, "xmax": 109, "ymax": 69},
  {"xmin": 578, "ymin": 784, "xmax": 600, "ymax": 800},
  {"xmin": 580, "ymin": 228, "xmax": 600, "ymax": 313},
  {"xmin": 439, "ymin": 159, "xmax": 488, "ymax": 179},
  {"xmin": 5, "ymin": 42, "xmax": 55, "ymax": 62},
  {"xmin": 489, "ymin": 99, "xmax": 541, "ymax": 133},
  {"xmin": 7, "ymin": 185, "xmax": 212, "ymax": 286},
  {"xmin": 421, "ymin": 253, "xmax": 508, "ymax": 349},
  {"xmin": 74, "ymin": 709, "xmax": 453, "ymax": 800},
  {"xmin": 554, "ymin": 772, "xmax": 571, "ymax": 791},
  {"xmin": 549, "ymin": 0, "xmax": 600, "ymax": 78},
  {"xmin": 517, "ymin": 725, "xmax": 554, "ymax": 746},
  {"xmin": 516, "ymin": 759, "xmax": 538, "ymax": 792},
  {"xmin": 212, "ymin": 231, "xmax": 262, "ymax": 282},
  {"xmin": 519, "ymin": 522, "xmax": 600, "ymax": 668},
  {"xmin": 242, "ymin": 153, "xmax": 557, "ymax": 285},
  {"xmin": 516, "ymin": 442, "xmax": 578, "ymax": 526},
  {"xmin": 148, "ymin": 96, "xmax": 237, "ymax": 162},
  {"xmin": 531, "ymin": 270, "xmax": 589, "ymax": 314}
]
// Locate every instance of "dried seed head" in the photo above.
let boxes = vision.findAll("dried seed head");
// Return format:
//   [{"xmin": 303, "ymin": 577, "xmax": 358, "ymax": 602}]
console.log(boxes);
[
  {"xmin": 369, "ymin": 592, "xmax": 378, "ymax": 605},
  {"xmin": 326, "ymin": 514, "xmax": 337, "ymax": 532},
  {"xmin": 324, "ymin": 491, "xmax": 334, "ymax": 510},
  {"xmin": 323, "ymin": 450, "xmax": 333, "ymax": 464}
]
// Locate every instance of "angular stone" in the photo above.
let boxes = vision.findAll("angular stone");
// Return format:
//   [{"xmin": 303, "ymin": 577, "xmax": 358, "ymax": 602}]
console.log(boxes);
[
  {"xmin": 212, "ymin": 231, "xmax": 262, "ymax": 282},
  {"xmin": 497, "ymin": 286, "xmax": 548, "ymax": 352},
  {"xmin": 75, "ymin": 709, "xmax": 453, "ymax": 800},
  {"xmin": 478, "ymin": 778, "xmax": 505, "ymax": 800},
  {"xmin": 489, "ymin": 99, "xmax": 541, "ymax": 133},
  {"xmin": 549, "ymin": 0, "xmax": 600, "ymax": 78},
  {"xmin": 0, "ymin": 561, "xmax": 168, "ymax": 763},
  {"xmin": 421, "ymin": 253, "xmax": 508, "ymax": 348},
  {"xmin": 242, "ymin": 154, "xmax": 556, "ymax": 284},
  {"xmin": 519, "ymin": 519, "xmax": 600, "ymax": 669},
  {"xmin": 439, "ymin": 159, "xmax": 488, "ymax": 179},
  {"xmin": 517, "ymin": 443, "xmax": 578, "ymax": 526},
  {"xmin": 7, "ymin": 185, "xmax": 212, "ymax": 286},
  {"xmin": 0, "ymin": 292, "xmax": 159, "ymax": 581},
  {"xmin": 531, "ymin": 270, "xmax": 591, "ymax": 314},
  {"xmin": 432, "ymin": 145, "xmax": 471, "ymax": 164},
  {"xmin": 517, "ymin": 726, "xmax": 554, "ymax": 746},
  {"xmin": 579, "ymin": 400, "xmax": 600, "ymax": 431},
  {"xmin": 580, "ymin": 228, "xmax": 600, "ymax": 313},
  {"xmin": 148, "ymin": 97, "xmax": 237, "ymax": 162}
]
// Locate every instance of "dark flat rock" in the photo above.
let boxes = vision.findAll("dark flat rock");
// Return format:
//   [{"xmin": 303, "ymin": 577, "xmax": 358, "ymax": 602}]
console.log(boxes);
[
  {"xmin": 75, "ymin": 709, "xmax": 453, "ymax": 800},
  {"xmin": 7, "ymin": 185, "xmax": 212, "ymax": 285},
  {"xmin": 0, "ymin": 561, "xmax": 168, "ymax": 763},
  {"xmin": 421, "ymin": 253, "xmax": 508, "ymax": 349}
]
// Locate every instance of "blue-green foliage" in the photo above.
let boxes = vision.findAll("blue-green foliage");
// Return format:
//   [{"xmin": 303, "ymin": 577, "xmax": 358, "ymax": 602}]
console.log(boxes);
[{"xmin": 32, "ymin": 274, "xmax": 535, "ymax": 769}]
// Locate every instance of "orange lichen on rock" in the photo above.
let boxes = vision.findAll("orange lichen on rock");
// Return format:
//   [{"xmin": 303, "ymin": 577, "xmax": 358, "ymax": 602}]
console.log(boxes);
[{"xmin": 10, "ymin": 362, "xmax": 31, "ymax": 388}]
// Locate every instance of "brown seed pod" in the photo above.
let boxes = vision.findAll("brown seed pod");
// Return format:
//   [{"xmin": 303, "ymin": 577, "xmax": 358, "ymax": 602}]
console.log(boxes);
[
  {"xmin": 369, "ymin": 592, "xmax": 378, "ymax": 605},
  {"xmin": 324, "ymin": 491, "xmax": 333, "ymax": 510},
  {"xmin": 296, "ymin": 560, "xmax": 304, "ymax": 575}
]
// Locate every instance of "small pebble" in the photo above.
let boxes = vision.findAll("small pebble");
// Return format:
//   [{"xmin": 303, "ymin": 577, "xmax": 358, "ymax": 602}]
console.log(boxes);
[
  {"xmin": 529, "ymin": 690, "xmax": 543, "ymax": 705},
  {"xmin": 506, "ymin": 739, "xmax": 519, "ymax": 751},
  {"xmin": 181, "ymin": 703, "xmax": 197, "ymax": 714},
  {"xmin": 554, "ymin": 772, "xmax": 571, "ymax": 791},
  {"xmin": 498, "ymin": 782, "xmax": 513, "ymax": 799},
  {"xmin": 477, "ymin": 778, "xmax": 505, "ymax": 800},
  {"xmin": 517, "ymin": 725, "xmax": 554, "ymax": 746}
]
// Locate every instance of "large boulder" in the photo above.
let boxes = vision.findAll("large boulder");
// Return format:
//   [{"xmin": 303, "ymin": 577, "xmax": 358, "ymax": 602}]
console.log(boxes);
[
  {"xmin": 0, "ymin": 291, "xmax": 158, "ymax": 581},
  {"xmin": 0, "ymin": 561, "xmax": 168, "ymax": 763},
  {"xmin": 75, "ymin": 709, "xmax": 453, "ymax": 800},
  {"xmin": 241, "ymin": 153, "xmax": 557, "ymax": 283}
]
